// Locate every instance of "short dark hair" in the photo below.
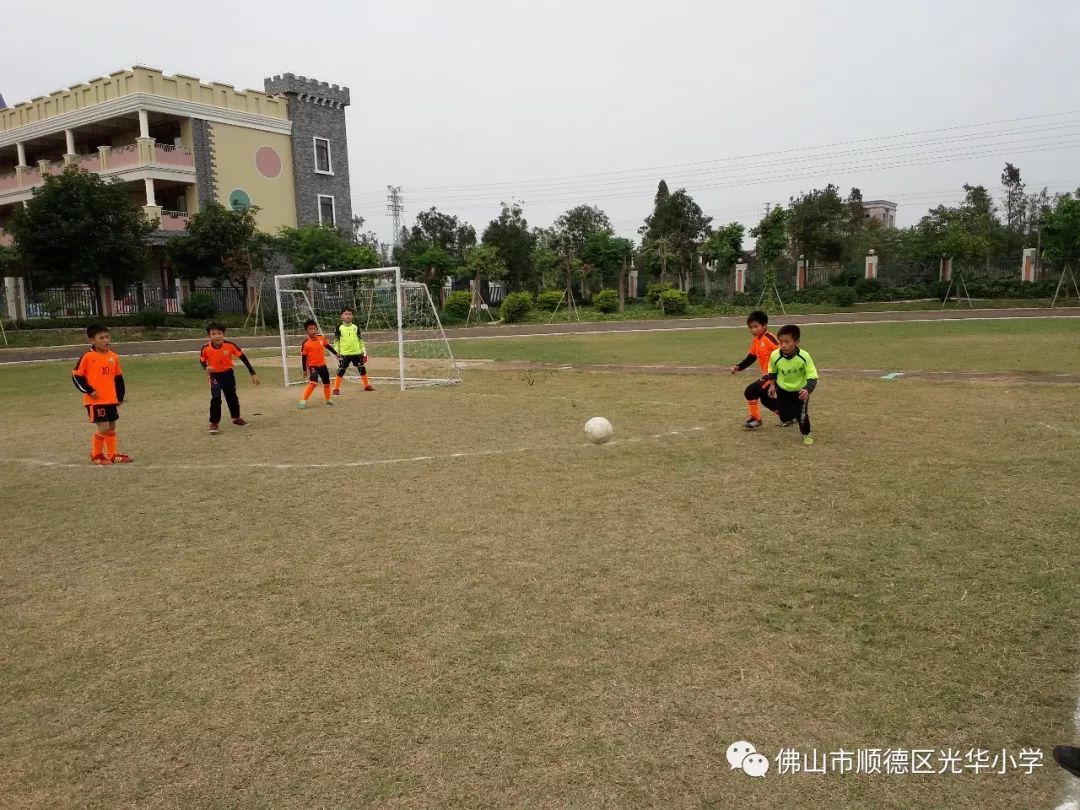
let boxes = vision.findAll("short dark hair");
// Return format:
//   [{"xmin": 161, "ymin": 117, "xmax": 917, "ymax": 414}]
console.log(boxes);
[
  {"xmin": 304, "ymin": 318, "xmax": 318, "ymax": 329},
  {"xmin": 778, "ymin": 324, "xmax": 801, "ymax": 341},
  {"xmin": 341, "ymin": 307, "xmax": 353, "ymax": 315},
  {"xmin": 206, "ymin": 322, "xmax": 227, "ymax": 334},
  {"xmin": 86, "ymin": 324, "xmax": 108, "ymax": 339},
  {"xmin": 747, "ymin": 310, "xmax": 768, "ymax": 326}
]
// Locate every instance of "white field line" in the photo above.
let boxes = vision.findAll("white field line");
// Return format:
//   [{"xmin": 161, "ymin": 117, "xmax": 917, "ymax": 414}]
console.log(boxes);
[
  {"xmin": 5, "ymin": 427, "xmax": 706, "ymax": 472},
  {"xmin": 1040, "ymin": 423, "xmax": 1080, "ymax": 436},
  {"xmin": 3, "ymin": 313, "xmax": 1080, "ymax": 366}
]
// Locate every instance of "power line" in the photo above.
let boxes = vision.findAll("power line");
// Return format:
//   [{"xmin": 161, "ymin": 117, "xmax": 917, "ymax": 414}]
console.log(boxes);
[{"xmin": 351, "ymin": 109, "xmax": 1080, "ymax": 200}]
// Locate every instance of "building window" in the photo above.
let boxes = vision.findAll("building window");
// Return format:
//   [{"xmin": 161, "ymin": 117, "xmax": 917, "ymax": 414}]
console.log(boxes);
[
  {"xmin": 314, "ymin": 137, "xmax": 332, "ymax": 174},
  {"xmin": 318, "ymin": 195, "xmax": 336, "ymax": 227},
  {"xmin": 229, "ymin": 189, "xmax": 251, "ymax": 210}
]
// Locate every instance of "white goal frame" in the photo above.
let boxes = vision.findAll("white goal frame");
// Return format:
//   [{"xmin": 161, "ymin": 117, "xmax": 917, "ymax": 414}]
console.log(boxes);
[{"xmin": 273, "ymin": 266, "xmax": 461, "ymax": 390}]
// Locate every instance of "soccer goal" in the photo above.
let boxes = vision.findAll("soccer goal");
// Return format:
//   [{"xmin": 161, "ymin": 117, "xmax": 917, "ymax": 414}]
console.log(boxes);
[{"xmin": 273, "ymin": 267, "xmax": 461, "ymax": 389}]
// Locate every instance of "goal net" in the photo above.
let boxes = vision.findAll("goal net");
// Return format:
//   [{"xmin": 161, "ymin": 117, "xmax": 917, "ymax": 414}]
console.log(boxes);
[{"xmin": 273, "ymin": 267, "xmax": 461, "ymax": 389}]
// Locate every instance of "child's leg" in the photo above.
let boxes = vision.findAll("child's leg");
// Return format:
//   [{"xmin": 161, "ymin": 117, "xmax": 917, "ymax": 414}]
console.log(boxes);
[
  {"xmin": 103, "ymin": 420, "xmax": 117, "ymax": 457},
  {"xmin": 221, "ymin": 372, "xmax": 241, "ymax": 419},
  {"xmin": 321, "ymin": 367, "xmax": 332, "ymax": 401},
  {"xmin": 359, "ymin": 358, "xmax": 372, "ymax": 389},
  {"xmin": 301, "ymin": 382, "xmax": 317, "ymax": 401},
  {"xmin": 209, "ymin": 374, "xmax": 223, "ymax": 424},
  {"xmin": 747, "ymin": 381, "xmax": 777, "ymax": 414},
  {"xmin": 776, "ymin": 391, "xmax": 808, "ymax": 435},
  {"xmin": 333, "ymin": 357, "xmax": 348, "ymax": 392},
  {"xmin": 89, "ymin": 411, "xmax": 107, "ymax": 459}
]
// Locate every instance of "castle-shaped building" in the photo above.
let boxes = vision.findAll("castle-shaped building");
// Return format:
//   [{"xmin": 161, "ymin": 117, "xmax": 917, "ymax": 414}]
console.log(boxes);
[{"xmin": 0, "ymin": 66, "xmax": 353, "ymax": 248}]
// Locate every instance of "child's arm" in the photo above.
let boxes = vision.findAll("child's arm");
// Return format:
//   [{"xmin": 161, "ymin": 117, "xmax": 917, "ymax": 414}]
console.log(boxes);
[
  {"xmin": 72, "ymin": 355, "xmax": 97, "ymax": 399},
  {"xmin": 730, "ymin": 349, "xmax": 757, "ymax": 375},
  {"xmin": 798, "ymin": 352, "xmax": 819, "ymax": 401},
  {"xmin": 235, "ymin": 349, "xmax": 260, "ymax": 385},
  {"xmin": 324, "ymin": 336, "xmax": 340, "ymax": 357}
]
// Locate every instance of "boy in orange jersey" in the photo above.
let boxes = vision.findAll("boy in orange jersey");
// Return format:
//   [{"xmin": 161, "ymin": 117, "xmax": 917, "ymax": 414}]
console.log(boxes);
[
  {"xmin": 729, "ymin": 310, "xmax": 780, "ymax": 429},
  {"xmin": 298, "ymin": 318, "xmax": 340, "ymax": 409},
  {"xmin": 72, "ymin": 324, "xmax": 132, "ymax": 464},
  {"xmin": 199, "ymin": 322, "xmax": 261, "ymax": 434}
]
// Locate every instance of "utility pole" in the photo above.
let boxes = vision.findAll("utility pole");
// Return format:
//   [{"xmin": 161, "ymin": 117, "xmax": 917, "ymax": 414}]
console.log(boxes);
[{"xmin": 386, "ymin": 186, "xmax": 404, "ymax": 248}]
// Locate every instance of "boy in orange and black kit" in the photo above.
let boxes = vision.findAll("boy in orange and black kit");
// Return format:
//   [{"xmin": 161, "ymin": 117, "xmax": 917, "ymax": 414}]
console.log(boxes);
[
  {"xmin": 72, "ymin": 324, "xmax": 133, "ymax": 464},
  {"xmin": 199, "ymin": 322, "xmax": 260, "ymax": 434},
  {"xmin": 729, "ymin": 310, "xmax": 780, "ymax": 429},
  {"xmin": 298, "ymin": 318, "xmax": 340, "ymax": 408}
]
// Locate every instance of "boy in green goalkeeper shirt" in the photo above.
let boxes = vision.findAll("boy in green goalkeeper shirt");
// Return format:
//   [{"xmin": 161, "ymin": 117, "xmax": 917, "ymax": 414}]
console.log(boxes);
[
  {"xmin": 332, "ymin": 307, "xmax": 374, "ymax": 394},
  {"xmin": 761, "ymin": 324, "xmax": 819, "ymax": 446}
]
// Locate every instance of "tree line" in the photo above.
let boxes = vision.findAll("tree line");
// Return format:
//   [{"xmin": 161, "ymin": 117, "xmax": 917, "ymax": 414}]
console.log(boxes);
[{"xmin": 3, "ymin": 162, "xmax": 1079, "ymax": 316}]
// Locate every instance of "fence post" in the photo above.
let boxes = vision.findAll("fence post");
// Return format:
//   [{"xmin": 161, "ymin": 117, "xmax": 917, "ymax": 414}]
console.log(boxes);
[
  {"xmin": 4, "ymin": 277, "xmax": 25, "ymax": 320},
  {"xmin": 99, "ymin": 278, "xmax": 114, "ymax": 317},
  {"xmin": 1021, "ymin": 248, "xmax": 1037, "ymax": 282},
  {"xmin": 795, "ymin": 256, "xmax": 807, "ymax": 290},
  {"xmin": 939, "ymin": 256, "xmax": 952, "ymax": 282},
  {"xmin": 864, "ymin": 250, "xmax": 878, "ymax": 280},
  {"xmin": 734, "ymin": 262, "xmax": 747, "ymax": 293}
]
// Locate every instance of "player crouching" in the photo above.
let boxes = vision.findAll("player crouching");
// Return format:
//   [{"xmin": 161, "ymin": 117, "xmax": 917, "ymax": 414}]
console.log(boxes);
[{"xmin": 761, "ymin": 324, "xmax": 819, "ymax": 446}]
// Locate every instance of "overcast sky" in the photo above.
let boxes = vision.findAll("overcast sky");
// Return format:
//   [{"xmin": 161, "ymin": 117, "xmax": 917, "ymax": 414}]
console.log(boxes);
[{"xmin": 4, "ymin": 0, "xmax": 1080, "ymax": 245}]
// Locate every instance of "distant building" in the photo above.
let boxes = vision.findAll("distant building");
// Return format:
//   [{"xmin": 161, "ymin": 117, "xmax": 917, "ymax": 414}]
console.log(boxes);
[
  {"xmin": 0, "ymin": 65, "xmax": 353, "ymax": 248},
  {"xmin": 863, "ymin": 200, "xmax": 897, "ymax": 228}
]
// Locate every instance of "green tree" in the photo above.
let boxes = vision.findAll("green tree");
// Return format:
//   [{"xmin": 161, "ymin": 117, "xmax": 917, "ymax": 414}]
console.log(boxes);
[
  {"xmin": 167, "ymin": 202, "xmax": 271, "ymax": 304},
  {"xmin": 785, "ymin": 184, "xmax": 848, "ymax": 268},
  {"xmin": 278, "ymin": 224, "xmax": 379, "ymax": 274},
  {"xmin": 549, "ymin": 205, "xmax": 613, "ymax": 297},
  {"xmin": 462, "ymin": 243, "xmax": 508, "ymax": 316},
  {"xmin": 482, "ymin": 202, "xmax": 536, "ymax": 292},
  {"xmin": 700, "ymin": 222, "xmax": 744, "ymax": 295},
  {"xmin": 9, "ymin": 167, "xmax": 154, "ymax": 309},
  {"xmin": 750, "ymin": 205, "xmax": 789, "ymax": 268},
  {"xmin": 1041, "ymin": 194, "xmax": 1080, "ymax": 268},
  {"xmin": 581, "ymin": 232, "xmax": 634, "ymax": 310},
  {"xmin": 1001, "ymin": 163, "xmax": 1026, "ymax": 236},
  {"xmin": 915, "ymin": 185, "xmax": 1003, "ymax": 269},
  {"xmin": 529, "ymin": 241, "xmax": 560, "ymax": 291},
  {"xmin": 395, "ymin": 207, "xmax": 476, "ymax": 294},
  {"xmin": 641, "ymin": 182, "xmax": 712, "ymax": 290}
]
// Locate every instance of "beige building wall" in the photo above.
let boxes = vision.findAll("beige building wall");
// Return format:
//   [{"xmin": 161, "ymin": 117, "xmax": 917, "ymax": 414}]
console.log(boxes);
[{"xmin": 210, "ymin": 123, "xmax": 296, "ymax": 232}]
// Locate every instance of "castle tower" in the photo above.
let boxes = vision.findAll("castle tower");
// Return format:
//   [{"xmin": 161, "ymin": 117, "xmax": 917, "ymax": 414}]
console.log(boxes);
[{"xmin": 264, "ymin": 73, "xmax": 352, "ymax": 231}]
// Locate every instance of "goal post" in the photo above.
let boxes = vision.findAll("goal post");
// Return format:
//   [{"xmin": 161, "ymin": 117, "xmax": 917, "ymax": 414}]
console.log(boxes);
[{"xmin": 273, "ymin": 267, "xmax": 461, "ymax": 390}]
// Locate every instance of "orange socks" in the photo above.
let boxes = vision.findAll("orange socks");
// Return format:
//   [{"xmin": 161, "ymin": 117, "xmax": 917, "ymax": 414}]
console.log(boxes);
[
  {"xmin": 104, "ymin": 430, "xmax": 118, "ymax": 458},
  {"xmin": 361, "ymin": 373, "xmax": 370, "ymax": 387},
  {"xmin": 323, "ymin": 384, "xmax": 331, "ymax": 401},
  {"xmin": 748, "ymin": 400, "xmax": 762, "ymax": 420},
  {"xmin": 91, "ymin": 432, "xmax": 106, "ymax": 459},
  {"xmin": 333, "ymin": 377, "xmax": 342, "ymax": 393},
  {"xmin": 301, "ymin": 382, "xmax": 317, "ymax": 401}
]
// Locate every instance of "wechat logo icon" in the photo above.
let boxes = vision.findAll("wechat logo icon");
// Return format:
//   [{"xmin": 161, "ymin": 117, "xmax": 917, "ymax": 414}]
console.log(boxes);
[{"xmin": 727, "ymin": 740, "xmax": 770, "ymax": 778}]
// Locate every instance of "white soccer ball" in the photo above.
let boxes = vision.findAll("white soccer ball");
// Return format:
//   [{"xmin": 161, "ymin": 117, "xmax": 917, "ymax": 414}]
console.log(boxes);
[{"xmin": 584, "ymin": 416, "xmax": 614, "ymax": 445}]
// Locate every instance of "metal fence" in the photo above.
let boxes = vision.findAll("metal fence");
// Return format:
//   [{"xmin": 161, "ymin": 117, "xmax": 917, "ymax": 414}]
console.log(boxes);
[
  {"xmin": 114, "ymin": 284, "xmax": 181, "ymax": 314},
  {"xmin": 25, "ymin": 285, "xmax": 99, "ymax": 318},
  {"xmin": 192, "ymin": 286, "xmax": 246, "ymax": 313}
]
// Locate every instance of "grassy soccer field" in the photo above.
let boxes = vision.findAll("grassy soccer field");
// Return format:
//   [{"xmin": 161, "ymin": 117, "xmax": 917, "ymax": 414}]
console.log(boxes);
[{"xmin": 1, "ymin": 319, "xmax": 1079, "ymax": 809}]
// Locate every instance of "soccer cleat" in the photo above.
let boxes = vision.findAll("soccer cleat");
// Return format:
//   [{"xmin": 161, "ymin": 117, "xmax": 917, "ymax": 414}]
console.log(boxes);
[
  {"xmin": 1053, "ymin": 746, "xmax": 1080, "ymax": 779},
  {"xmin": 325, "ymin": 399, "xmax": 336, "ymax": 406},
  {"xmin": 110, "ymin": 453, "xmax": 134, "ymax": 464},
  {"xmin": 743, "ymin": 418, "xmax": 762, "ymax": 430},
  {"xmin": 333, "ymin": 389, "xmax": 341, "ymax": 396},
  {"xmin": 209, "ymin": 423, "xmax": 220, "ymax": 434},
  {"xmin": 91, "ymin": 454, "xmax": 110, "ymax": 465},
  {"xmin": 232, "ymin": 418, "xmax": 248, "ymax": 427},
  {"xmin": 364, "ymin": 384, "xmax": 375, "ymax": 392},
  {"xmin": 298, "ymin": 401, "xmax": 307, "ymax": 409},
  {"xmin": 803, "ymin": 434, "xmax": 814, "ymax": 446},
  {"xmin": 779, "ymin": 419, "xmax": 795, "ymax": 427}
]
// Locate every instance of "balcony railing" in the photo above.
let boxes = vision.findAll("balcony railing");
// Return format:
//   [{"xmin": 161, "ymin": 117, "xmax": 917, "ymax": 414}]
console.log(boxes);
[
  {"xmin": 0, "ymin": 141, "xmax": 194, "ymax": 198},
  {"xmin": 157, "ymin": 210, "xmax": 190, "ymax": 231}
]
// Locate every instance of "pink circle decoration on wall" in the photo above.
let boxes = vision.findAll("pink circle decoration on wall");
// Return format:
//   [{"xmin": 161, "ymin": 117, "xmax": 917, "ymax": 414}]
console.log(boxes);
[{"xmin": 255, "ymin": 146, "xmax": 282, "ymax": 179}]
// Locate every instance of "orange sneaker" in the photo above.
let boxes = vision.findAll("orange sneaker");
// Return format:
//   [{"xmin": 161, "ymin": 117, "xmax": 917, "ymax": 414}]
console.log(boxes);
[
  {"xmin": 91, "ymin": 454, "xmax": 110, "ymax": 465},
  {"xmin": 110, "ymin": 453, "xmax": 134, "ymax": 464}
]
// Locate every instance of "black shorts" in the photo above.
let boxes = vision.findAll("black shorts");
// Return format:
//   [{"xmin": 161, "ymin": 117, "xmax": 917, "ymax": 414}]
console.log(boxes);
[
  {"xmin": 86, "ymin": 404, "xmax": 120, "ymax": 424},
  {"xmin": 308, "ymin": 365, "xmax": 331, "ymax": 384},
  {"xmin": 338, "ymin": 354, "xmax": 366, "ymax": 371}
]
